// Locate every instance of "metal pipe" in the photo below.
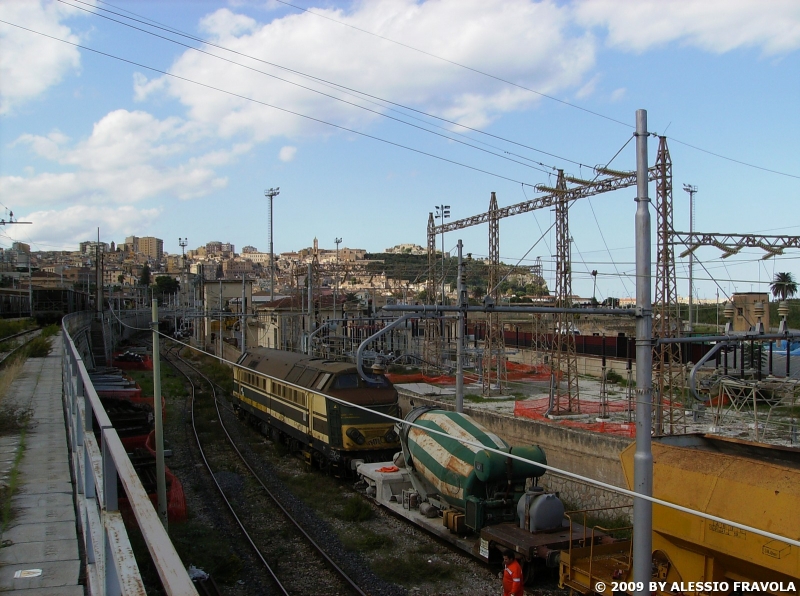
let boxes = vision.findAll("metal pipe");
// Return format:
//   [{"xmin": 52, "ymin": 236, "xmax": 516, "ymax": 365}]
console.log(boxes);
[
  {"xmin": 382, "ymin": 304, "xmax": 633, "ymax": 316},
  {"xmin": 688, "ymin": 341, "xmax": 729, "ymax": 402},
  {"xmin": 633, "ymin": 108, "xmax": 653, "ymax": 595},
  {"xmin": 355, "ymin": 313, "xmax": 419, "ymax": 381},
  {"xmin": 656, "ymin": 331, "xmax": 800, "ymax": 344},
  {"xmin": 151, "ymin": 299, "xmax": 167, "ymax": 528}
]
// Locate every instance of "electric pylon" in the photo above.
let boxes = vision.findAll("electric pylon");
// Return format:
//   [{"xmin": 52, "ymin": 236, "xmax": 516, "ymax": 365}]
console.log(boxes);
[
  {"xmin": 482, "ymin": 192, "xmax": 507, "ymax": 395},
  {"xmin": 549, "ymin": 171, "xmax": 580, "ymax": 413}
]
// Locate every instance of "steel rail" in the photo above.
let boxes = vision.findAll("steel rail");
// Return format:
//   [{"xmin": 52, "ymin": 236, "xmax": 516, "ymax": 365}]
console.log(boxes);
[
  {"xmin": 0, "ymin": 327, "xmax": 41, "ymax": 367},
  {"xmin": 166, "ymin": 347, "xmax": 369, "ymax": 596},
  {"xmin": 164, "ymin": 345, "xmax": 290, "ymax": 596}
]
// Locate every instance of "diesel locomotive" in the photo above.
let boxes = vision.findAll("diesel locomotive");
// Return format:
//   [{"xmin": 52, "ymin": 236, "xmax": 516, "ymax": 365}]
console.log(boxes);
[{"xmin": 232, "ymin": 347, "xmax": 400, "ymax": 475}]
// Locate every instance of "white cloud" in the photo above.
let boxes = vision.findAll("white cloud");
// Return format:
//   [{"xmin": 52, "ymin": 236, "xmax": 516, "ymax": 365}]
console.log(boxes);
[
  {"xmin": 4, "ymin": 109, "xmax": 228, "ymax": 207},
  {"xmin": 575, "ymin": 74, "xmax": 600, "ymax": 99},
  {"xmin": 278, "ymin": 145, "xmax": 296, "ymax": 162},
  {"xmin": 610, "ymin": 87, "xmax": 626, "ymax": 102},
  {"xmin": 6, "ymin": 204, "xmax": 161, "ymax": 250},
  {"xmin": 143, "ymin": 0, "xmax": 596, "ymax": 141},
  {"xmin": 133, "ymin": 72, "xmax": 166, "ymax": 102},
  {"xmin": 574, "ymin": 0, "xmax": 800, "ymax": 55},
  {"xmin": 0, "ymin": 0, "xmax": 90, "ymax": 114}
]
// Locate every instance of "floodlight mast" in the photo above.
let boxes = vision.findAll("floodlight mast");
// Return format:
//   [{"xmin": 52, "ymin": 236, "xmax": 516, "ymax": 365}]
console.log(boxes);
[{"xmin": 265, "ymin": 187, "xmax": 281, "ymax": 302}]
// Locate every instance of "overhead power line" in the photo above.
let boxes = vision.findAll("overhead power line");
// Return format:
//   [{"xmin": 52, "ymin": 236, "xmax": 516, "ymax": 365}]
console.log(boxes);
[
  {"xmin": 89, "ymin": 0, "xmax": 800, "ymax": 180},
  {"xmin": 0, "ymin": 19, "xmax": 539, "ymax": 188},
  {"xmin": 65, "ymin": 0, "xmax": 590, "ymax": 173}
]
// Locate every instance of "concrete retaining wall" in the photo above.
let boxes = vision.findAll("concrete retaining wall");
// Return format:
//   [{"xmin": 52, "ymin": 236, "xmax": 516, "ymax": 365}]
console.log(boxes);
[{"xmin": 398, "ymin": 392, "xmax": 634, "ymax": 521}]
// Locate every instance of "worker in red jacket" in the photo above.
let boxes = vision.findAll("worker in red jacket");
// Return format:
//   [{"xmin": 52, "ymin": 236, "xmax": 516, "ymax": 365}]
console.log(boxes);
[{"xmin": 502, "ymin": 549, "xmax": 524, "ymax": 596}]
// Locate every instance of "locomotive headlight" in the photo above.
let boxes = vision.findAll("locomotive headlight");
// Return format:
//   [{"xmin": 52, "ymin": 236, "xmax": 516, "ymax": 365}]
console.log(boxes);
[
  {"xmin": 346, "ymin": 427, "xmax": 366, "ymax": 445},
  {"xmin": 384, "ymin": 429, "xmax": 399, "ymax": 443}
]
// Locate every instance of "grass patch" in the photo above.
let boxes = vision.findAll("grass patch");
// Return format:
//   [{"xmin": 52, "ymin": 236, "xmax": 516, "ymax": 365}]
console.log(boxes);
[
  {"xmin": 371, "ymin": 553, "xmax": 455, "ymax": 585},
  {"xmin": 0, "ymin": 359, "xmax": 28, "ymax": 435},
  {"xmin": 0, "ymin": 319, "xmax": 36, "ymax": 338},
  {"xmin": 40, "ymin": 324, "xmax": 60, "ymax": 338},
  {"xmin": 0, "ymin": 427, "xmax": 26, "ymax": 532},
  {"xmin": 342, "ymin": 527, "xmax": 394, "ymax": 551},
  {"xmin": 337, "ymin": 496, "xmax": 373, "ymax": 522},
  {"xmin": 24, "ymin": 336, "xmax": 52, "ymax": 358}
]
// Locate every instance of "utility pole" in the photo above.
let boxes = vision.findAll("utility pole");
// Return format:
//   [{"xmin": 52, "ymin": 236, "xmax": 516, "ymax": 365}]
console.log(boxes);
[
  {"xmin": 633, "ymin": 108, "xmax": 653, "ymax": 596},
  {"xmin": 265, "ymin": 187, "xmax": 280, "ymax": 302},
  {"xmin": 151, "ymin": 299, "xmax": 168, "ymax": 528},
  {"xmin": 241, "ymin": 273, "xmax": 247, "ymax": 356},
  {"xmin": 307, "ymin": 262, "xmax": 314, "ymax": 354},
  {"xmin": 683, "ymin": 184, "xmax": 697, "ymax": 333},
  {"xmin": 179, "ymin": 237, "xmax": 187, "ymax": 331},
  {"xmin": 456, "ymin": 239, "xmax": 465, "ymax": 413},
  {"xmin": 334, "ymin": 237, "xmax": 342, "ymax": 323}
]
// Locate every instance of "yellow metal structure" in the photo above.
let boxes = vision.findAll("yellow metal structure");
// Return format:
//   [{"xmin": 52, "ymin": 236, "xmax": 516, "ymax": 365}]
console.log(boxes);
[{"xmin": 560, "ymin": 435, "xmax": 800, "ymax": 596}]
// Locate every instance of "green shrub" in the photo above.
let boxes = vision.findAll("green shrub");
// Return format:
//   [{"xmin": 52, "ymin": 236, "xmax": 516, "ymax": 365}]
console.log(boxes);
[
  {"xmin": 40, "ymin": 324, "xmax": 60, "ymax": 338},
  {"xmin": 25, "ymin": 337, "xmax": 52, "ymax": 358},
  {"xmin": 606, "ymin": 369, "xmax": 623, "ymax": 384}
]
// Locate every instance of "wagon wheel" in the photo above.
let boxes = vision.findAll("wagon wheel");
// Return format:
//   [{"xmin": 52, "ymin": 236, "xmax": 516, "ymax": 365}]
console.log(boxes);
[{"xmin": 521, "ymin": 559, "xmax": 535, "ymax": 586}]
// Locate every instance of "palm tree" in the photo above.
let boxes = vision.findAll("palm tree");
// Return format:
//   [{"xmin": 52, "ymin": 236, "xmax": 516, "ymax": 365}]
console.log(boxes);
[{"xmin": 770, "ymin": 272, "xmax": 797, "ymax": 302}]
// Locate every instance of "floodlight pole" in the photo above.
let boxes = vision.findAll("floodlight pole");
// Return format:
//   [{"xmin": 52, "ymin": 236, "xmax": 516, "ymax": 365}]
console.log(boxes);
[
  {"xmin": 265, "ymin": 187, "xmax": 280, "ymax": 302},
  {"xmin": 334, "ymin": 237, "xmax": 342, "ymax": 322}
]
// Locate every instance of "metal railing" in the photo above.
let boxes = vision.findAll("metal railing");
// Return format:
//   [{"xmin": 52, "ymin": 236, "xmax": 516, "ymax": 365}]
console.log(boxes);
[{"xmin": 62, "ymin": 312, "xmax": 198, "ymax": 595}]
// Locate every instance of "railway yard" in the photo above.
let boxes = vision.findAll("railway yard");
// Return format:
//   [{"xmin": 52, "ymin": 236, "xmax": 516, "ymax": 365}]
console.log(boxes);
[
  {"xmin": 135, "ymin": 339, "xmax": 530, "ymax": 596},
  {"xmin": 4, "ymin": 2, "xmax": 800, "ymax": 594}
]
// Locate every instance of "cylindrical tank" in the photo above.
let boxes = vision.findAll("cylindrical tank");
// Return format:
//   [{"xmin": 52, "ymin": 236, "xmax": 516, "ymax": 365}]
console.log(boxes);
[
  {"xmin": 516, "ymin": 490, "xmax": 565, "ymax": 532},
  {"xmin": 402, "ymin": 407, "xmax": 547, "ymax": 510}
]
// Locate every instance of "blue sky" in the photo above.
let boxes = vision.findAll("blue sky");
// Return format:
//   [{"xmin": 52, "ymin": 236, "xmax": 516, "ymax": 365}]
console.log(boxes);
[{"xmin": 1, "ymin": 0, "xmax": 798, "ymax": 302}]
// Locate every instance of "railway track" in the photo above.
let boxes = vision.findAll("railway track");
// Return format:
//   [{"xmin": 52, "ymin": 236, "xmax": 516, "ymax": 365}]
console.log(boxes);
[
  {"xmin": 164, "ymin": 345, "xmax": 371, "ymax": 596},
  {"xmin": 0, "ymin": 327, "xmax": 42, "ymax": 367}
]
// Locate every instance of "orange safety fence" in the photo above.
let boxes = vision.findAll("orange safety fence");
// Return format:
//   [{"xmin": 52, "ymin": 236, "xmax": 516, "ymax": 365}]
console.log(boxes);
[{"xmin": 514, "ymin": 397, "xmax": 637, "ymax": 438}]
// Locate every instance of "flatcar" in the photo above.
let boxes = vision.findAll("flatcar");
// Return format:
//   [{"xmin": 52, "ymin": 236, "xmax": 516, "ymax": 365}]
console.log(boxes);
[{"xmin": 232, "ymin": 347, "xmax": 400, "ymax": 475}]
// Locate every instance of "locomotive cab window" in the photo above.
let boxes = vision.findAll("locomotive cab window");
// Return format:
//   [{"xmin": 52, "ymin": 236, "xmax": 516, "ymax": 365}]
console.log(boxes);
[
  {"xmin": 364, "ymin": 374, "xmax": 390, "ymax": 388},
  {"xmin": 332, "ymin": 374, "xmax": 359, "ymax": 389},
  {"xmin": 315, "ymin": 373, "xmax": 331, "ymax": 390}
]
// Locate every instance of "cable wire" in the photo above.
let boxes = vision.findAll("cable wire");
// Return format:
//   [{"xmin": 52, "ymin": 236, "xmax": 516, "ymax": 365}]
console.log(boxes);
[
  {"xmin": 0, "ymin": 19, "xmax": 539, "ymax": 188},
  {"xmin": 65, "ymin": 0, "xmax": 591, "ymax": 173}
]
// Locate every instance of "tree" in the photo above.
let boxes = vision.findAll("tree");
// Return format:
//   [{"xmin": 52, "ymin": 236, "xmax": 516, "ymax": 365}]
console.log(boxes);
[
  {"xmin": 770, "ymin": 272, "xmax": 797, "ymax": 302},
  {"xmin": 154, "ymin": 275, "xmax": 179, "ymax": 298},
  {"xmin": 139, "ymin": 264, "xmax": 151, "ymax": 286}
]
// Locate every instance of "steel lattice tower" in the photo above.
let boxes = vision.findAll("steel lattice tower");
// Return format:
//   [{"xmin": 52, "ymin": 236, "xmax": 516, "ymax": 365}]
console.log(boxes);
[
  {"xmin": 482, "ymin": 192, "xmax": 506, "ymax": 395},
  {"xmin": 653, "ymin": 137, "xmax": 684, "ymax": 434},
  {"xmin": 550, "ymin": 171, "xmax": 580, "ymax": 413},
  {"xmin": 423, "ymin": 212, "xmax": 440, "ymax": 373}
]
